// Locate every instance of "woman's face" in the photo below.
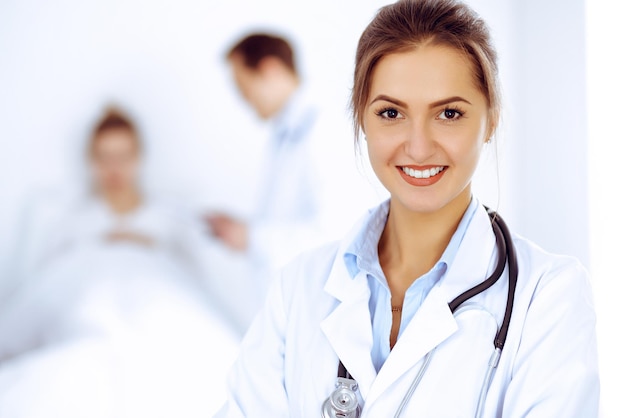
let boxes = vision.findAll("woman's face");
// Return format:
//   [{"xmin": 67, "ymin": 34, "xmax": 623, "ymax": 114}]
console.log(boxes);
[
  {"xmin": 363, "ymin": 44, "xmax": 491, "ymax": 214},
  {"xmin": 90, "ymin": 128, "xmax": 140, "ymax": 193}
]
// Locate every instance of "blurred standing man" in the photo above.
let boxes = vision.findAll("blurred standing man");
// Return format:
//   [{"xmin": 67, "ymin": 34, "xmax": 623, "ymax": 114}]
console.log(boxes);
[
  {"xmin": 208, "ymin": 33, "xmax": 315, "ymax": 260},
  {"xmin": 207, "ymin": 33, "xmax": 377, "ymax": 334}
]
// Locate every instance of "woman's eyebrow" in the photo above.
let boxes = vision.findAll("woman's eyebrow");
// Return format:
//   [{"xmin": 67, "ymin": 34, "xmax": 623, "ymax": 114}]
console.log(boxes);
[
  {"xmin": 429, "ymin": 96, "xmax": 472, "ymax": 108},
  {"xmin": 369, "ymin": 94, "xmax": 472, "ymax": 108},
  {"xmin": 369, "ymin": 94, "xmax": 408, "ymax": 107}
]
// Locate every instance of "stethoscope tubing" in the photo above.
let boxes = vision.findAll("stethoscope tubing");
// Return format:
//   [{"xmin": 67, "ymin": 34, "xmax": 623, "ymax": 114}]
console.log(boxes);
[
  {"xmin": 328, "ymin": 209, "xmax": 519, "ymax": 418},
  {"xmin": 474, "ymin": 347, "xmax": 502, "ymax": 418},
  {"xmin": 394, "ymin": 210, "xmax": 518, "ymax": 418},
  {"xmin": 393, "ymin": 347, "xmax": 436, "ymax": 418}
]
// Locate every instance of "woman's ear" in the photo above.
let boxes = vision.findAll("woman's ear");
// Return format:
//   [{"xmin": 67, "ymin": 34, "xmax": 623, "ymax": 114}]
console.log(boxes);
[{"xmin": 485, "ymin": 119, "xmax": 497, "ymax": 144}]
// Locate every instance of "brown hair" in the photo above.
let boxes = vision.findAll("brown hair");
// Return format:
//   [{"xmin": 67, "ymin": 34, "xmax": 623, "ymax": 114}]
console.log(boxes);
[
  {"xmin": 351, "ymin": 0, "xmax": 501, "ymax": 139},
  {"xmin": 227, "ymin": 33, "xmax": 297, "ymax": 74},
  {"xmin": 89, "ymin": 106, "xmax": 141, "ymax": 155}
]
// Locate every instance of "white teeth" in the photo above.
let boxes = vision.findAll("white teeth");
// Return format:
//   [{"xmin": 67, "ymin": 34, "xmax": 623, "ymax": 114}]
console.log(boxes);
[{"xmin": 402, "ymin": 166, "xmax": 444, "ymax": 179}]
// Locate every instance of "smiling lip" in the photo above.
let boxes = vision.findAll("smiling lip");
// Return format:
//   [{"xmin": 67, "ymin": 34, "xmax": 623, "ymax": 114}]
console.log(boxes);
[{"xmin": 398, "ymin": 165, "xmax": 447, "ymax": 186}]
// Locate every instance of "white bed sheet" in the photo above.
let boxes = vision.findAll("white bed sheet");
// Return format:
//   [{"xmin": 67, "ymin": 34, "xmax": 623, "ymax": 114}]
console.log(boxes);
[{"xmin": 0, "ymin": 242, "xmax": 240, "ymax": 418}]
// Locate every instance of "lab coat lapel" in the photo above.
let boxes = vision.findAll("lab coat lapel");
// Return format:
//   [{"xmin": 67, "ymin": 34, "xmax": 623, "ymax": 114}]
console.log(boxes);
[
  {"xmin": 319, "ymin": 204, "xmax": 499, "ymax": 408},
  {"xmin": 365, "ymin": 205, "xmax": 498, "ymax": 407},
  {"xmin": 365, "ymin": 286, "xmax": 457, "ymax": 406},
  {"xmin": 441, "ymin": 205, "xmax": 499, "ymax": 301},
  {"xmin": 320, "ymin": 255, "xmax": 378, "ymax": 399}
]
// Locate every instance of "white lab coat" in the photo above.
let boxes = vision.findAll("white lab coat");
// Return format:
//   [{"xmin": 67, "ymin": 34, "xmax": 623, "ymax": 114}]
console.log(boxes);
[
  {"xmin": 208, "ymin": 87, "xmax": 385, "ymax": 335},
  {"xmin": 217, "ymin": 203, "xmax": 599, "ymax": 417},
  {"xmin": 246, "ymin": 87, "xmax": 323, "ymax": 273},
  {"xmin": 247, "ymin": 87, "xmax": 383, "ymax": 273}
]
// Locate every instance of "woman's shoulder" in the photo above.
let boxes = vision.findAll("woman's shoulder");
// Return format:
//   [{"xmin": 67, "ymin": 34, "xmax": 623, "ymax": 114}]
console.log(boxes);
[
  {"xmin": 277, "ymin": 200, "xmax": 385, "ymax": 286},
  {"xmin": 267, "ymin": 241, "xmax": 343, "ymax": 318},
  {"xmin": 280, "ymin": 241, "xmax": 343, "ymax": 282},
  {"xmin": 511, "ymin": 233, "xmax": 591, "ymax": 295}
]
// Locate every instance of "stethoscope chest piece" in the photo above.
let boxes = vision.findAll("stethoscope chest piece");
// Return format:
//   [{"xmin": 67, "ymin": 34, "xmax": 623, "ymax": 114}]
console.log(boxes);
[{"xmin": 321, "ymin": 377, "xmax": 361, "ymax": 418}]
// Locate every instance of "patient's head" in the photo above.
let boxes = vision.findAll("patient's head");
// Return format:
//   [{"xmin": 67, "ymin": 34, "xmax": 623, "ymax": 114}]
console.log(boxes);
[{"xmin": 89, "ymin": 107, "xmax": 142, "ymax": 195}]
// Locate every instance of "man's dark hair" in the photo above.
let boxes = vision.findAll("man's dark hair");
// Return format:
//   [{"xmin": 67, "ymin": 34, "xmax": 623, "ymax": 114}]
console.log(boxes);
[{"xmin": 227, "ymin": 33, "xmax": 297, "ymax": 74}]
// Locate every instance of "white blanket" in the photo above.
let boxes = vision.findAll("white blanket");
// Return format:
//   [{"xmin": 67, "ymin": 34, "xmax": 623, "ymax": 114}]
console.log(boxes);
[{"xmin": 0, "ymin": 241, "xmax": 239, "ymax": 418}]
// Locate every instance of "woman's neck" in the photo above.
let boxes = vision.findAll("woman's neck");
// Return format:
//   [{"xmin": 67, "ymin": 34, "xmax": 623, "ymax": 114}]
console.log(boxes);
[
  {"xmin": 378, "ymin": 191, "xmax": 472, "ymax": 292},
  {"xmin": 102, "ymin": 187, "xmax": 142, "ymax": 215}
]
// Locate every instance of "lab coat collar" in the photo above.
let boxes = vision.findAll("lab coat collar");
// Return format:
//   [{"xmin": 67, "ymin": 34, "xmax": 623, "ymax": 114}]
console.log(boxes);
[
  {"xmin": 343, "ymin": 197, "xmax": 479, "ymax": 290},
  {"xmin": 342, "ymin": 200, "xmax": 389, "ymax": 279},
  {"xmin": 437, "ymin": 204, "xmax": 498, "ymax": 301},
  {"xmin": 321, "ymin": 202, "xmax": 499, "ymax": 404},
  {"xmin": 320, "ymin": 269, "xmax": 378, "ymax": 399},
  {"xmin": 368, "ymin": 205, "xmax": 499, "ymax": 404},
  {"xmin": 323, "ymin": 203, "xmax": 381, "ymax": 301},
  {"xmin": 320, "ymin": 231, "xmax": 458, "ymax": 403},
  {"xmin": 320, "ymin": 208, "xmax": 381, "ymax": 398},
  {"xmin": 330, "ymin": 200, "xmax": 496, "ymax": 302},
  {"xmin": 365, "ymin": 286, "xmax": 458, "ymax": 405}
]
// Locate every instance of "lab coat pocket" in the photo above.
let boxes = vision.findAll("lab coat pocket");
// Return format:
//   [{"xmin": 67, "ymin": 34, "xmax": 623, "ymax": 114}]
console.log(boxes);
[{"xmin": 399, "ymin": 303, "xmax": 498, "ymax": 417}]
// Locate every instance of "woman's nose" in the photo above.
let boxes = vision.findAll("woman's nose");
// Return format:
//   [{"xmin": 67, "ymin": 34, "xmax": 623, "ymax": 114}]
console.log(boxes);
[{"xmin": 404, "ymin": 121, "xmax": 436, "ymax": 162}]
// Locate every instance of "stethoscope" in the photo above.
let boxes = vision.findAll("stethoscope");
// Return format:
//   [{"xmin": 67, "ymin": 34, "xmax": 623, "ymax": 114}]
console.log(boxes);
[{"xmin": 322, "ymin": 208, "xmax": 519, "ymax": 418}]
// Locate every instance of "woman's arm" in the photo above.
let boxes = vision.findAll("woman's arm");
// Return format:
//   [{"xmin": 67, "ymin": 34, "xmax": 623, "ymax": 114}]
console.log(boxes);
[{"xmin": 503, "ymin": 260, "xmax": 600, "ymax": 417}]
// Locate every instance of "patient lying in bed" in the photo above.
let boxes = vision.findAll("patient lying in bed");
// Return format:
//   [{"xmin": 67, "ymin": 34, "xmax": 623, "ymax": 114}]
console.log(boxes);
[{"xmin": 0, "ymin": 107, "xmax": 238, "ymax": 418}]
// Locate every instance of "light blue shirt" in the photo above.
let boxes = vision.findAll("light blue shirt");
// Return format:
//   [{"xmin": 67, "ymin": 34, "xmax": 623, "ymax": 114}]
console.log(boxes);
[{"xmin": 343, "ymin": 198, "xmax": 479, "ymax": 372}]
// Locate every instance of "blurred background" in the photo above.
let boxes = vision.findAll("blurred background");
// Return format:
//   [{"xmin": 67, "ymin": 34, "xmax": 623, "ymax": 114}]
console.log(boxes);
[{"xmin": 0, "ymin": 0, "xmax": 623, "ymax": 416}]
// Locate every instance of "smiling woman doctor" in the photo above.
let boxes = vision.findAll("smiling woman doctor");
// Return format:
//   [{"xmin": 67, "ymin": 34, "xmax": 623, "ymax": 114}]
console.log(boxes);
[{"xmin": 215, "ymin": 0, "xmax": 600, "ymax": 417}]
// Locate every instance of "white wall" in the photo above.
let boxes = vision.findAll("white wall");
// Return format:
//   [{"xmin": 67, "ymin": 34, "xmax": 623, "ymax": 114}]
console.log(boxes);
[
  {"xmin": 1, "ymin": 0, "xmax": 616, "ymax": 415},
  {"xmin": 2, "ymin": 0, "xmax": 591, "ymax": 287},
  {"xmin": 0, "ymin": 0, "xmax": 388, "ymax": 293},
  {"xmin": 587, "ymin": 1, "xmax": 626, "ymax": 416}
]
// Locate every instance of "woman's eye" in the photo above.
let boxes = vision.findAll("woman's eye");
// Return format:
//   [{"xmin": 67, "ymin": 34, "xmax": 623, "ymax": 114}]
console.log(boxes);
[
  {"xmin": 438, "ymin": 108, "xmax": 463, "ymax": 120},
  {"xmin": 378, "ymin": 108, "xmax": 401, "ymax": 119}
]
